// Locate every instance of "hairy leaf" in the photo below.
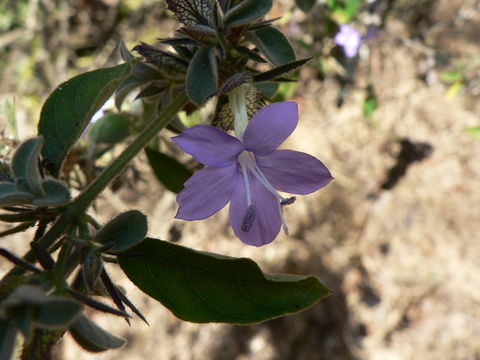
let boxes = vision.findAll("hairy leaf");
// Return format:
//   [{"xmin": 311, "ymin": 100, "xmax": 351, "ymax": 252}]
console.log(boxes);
[
  {"xmin": 224, "ymin": 0, "xmax": 272, "ymax": 28},
  {"xmin": 10, "ymin": 137, "xmax": 45, "ymax": 196},
  {"xmin": 88, "ymin": 113, "xmax": 131, "ymax": 145},
  {"xmin": 186, "ymin": 47, "xmax": 218, "ymax": 105},
  {"xmin": 118, "ymin": 238, "xmax": 331, "ymax": 324},
  {"xmin": 69, "ymin": 315, "xmax": 125, "ymax": 353},
  {"xmin": 166, "ymin": 0, "xmax": 215, "ymax": 26},
  {"xmin": 95, "ymin": 210, "xmax": 148, "ymax": 253},
  {"xmin": 249, "ymin": 26, "xmax": 296, "ymax": 66},
  {"xmin": 38, "ymin": 62, "xmax": 133, "ymax": 177}
]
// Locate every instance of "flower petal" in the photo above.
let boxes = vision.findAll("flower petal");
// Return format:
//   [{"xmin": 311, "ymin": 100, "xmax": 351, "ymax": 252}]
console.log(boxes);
[
  {"xmin": 256, "ymin": 149, "xmax": 333, "ymax": 195},
  {"xmin": 243, "ymin": 102, "xmax": 298, "ymax": 155},
  {"xmin": 229, "ymin": 172, "xmax": 282, "ymax": 247},
  {"xmin": 172, "ymin": 125, "xmax": 244, "ymax": 167},
  {"xmin": 176, "ymin": 163, "xmax": 238, "ymax": 220}
]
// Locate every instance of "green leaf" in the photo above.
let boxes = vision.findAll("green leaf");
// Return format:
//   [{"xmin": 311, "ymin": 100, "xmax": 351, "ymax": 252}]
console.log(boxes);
[
  {"xmin": 0, "ymin": 183, "xmax": 16, "ymax": 196},
  {"xmin": 178, "ymin": 25, "xmax": 218, "ymax": 44},
  {"xmin": 0, "ymin": 319, "xmax": 17, "ymax": 360},
  {"xmin": 95, "ymin": 210, "xmax": 148, "ymax": 254},
  {"xmin": 38, "ymin": 62, "xmax": 133, "ymax": 177},
  {"xmin": 88, "ymin": 113, "xmax": 131, "ymax": 145},
  {"xmin": 224, "ymin": 0, "xmax": 272, "ymax": 28},
  {"xmin": 249, "ymin": 26, "xmax": 296, "ymax": 66},
  {"xmin": 166, "ymin": 0, "xmax": 215, "ymax": 26},
  {"xmin": 254, "ymin": 82, "xmax": 279, "ymax": 98},
  {"xmin": 10, "ymin": 137, "xmax": 45, "ymax": 197},
  {"xmin": 69, "ymin": 314, "xmax": 125, "ymax": 353},
  {"xmin": 295, "ymin": 0, "xmax": 316, "ymax": 12},
  {"xmin": 1, "ymin": 285, "xmax": 83, "ymax": 332},
  {"xmin": 31, "ymin": 179, "xmax": 71, "ymax": 207},
  {"xmin": 118, "ymin": 238, "xmax": 331, "ymax": 324},
  {"xmin": 440, "ymin": 70, "xmax": 462, "ymax": 84},
  {"xmin": 253, "ymin": 57, "xmax": 311, "ymax": 82},
  {"xmin": 186, "ymin": 47, "xmax": 218, "ymax": 105},
  {"xmin": 0, "ymin": 192, "xmax": 35, "ymax": 207},
  {"xmin": 145, "ymin": 148, "xmax": 192, "ymax": 193},
  {"xmin": 363, "ymin": 84, "xmax": 378, "ymax": 118},
  {"xmin": 465, "ymin": 126, "xmax": 480, "ymax": 141},
  {"xmin": 34, "ymin": 298, "xmax": 83, "ymax": 329}
]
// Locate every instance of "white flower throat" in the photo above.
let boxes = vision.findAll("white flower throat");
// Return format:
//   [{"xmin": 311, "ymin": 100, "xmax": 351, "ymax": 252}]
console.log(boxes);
[{"xmin": 229, "ymin": 86, "xmax": 295, "ymax": 234}]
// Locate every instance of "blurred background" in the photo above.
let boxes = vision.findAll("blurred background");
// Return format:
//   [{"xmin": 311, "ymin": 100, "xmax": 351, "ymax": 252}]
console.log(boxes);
[{"xmin": 1, "ymin": 0, "xmax": 480, "ymax": 359}]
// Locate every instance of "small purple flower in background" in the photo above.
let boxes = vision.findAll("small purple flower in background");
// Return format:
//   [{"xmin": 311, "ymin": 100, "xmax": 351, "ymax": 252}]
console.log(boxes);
[
  {"xmin": 335, "ymin": 24, "xmax": 362, "ymax": 58},
  {"xmin": 172, "ymin": 102, "xmax": 333, "ymax": 247}
]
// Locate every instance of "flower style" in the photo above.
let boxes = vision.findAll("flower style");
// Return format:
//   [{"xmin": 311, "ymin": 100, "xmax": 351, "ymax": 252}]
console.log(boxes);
[
  {"xmin": 335, "ymin": 24, "xmax": 362, "ymax": 58},
  {"xmin": 172, "ymin": 102, "xmax": 333, "ymax": 247}
]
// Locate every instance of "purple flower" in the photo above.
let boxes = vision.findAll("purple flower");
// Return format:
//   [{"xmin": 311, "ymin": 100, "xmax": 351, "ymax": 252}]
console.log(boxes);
[
  {"xmin": 335, "ymin": 24, "xmax": 362, "ymax": 58},
  {"xmin": 172, "ymin": 102, "xmax": 333, "ymax": 247}
]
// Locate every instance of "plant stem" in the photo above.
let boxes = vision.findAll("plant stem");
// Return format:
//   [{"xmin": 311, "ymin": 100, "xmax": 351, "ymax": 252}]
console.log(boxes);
[{"xmin": 1, "ymin": 91, "xmax": 188, "ymax": 279}]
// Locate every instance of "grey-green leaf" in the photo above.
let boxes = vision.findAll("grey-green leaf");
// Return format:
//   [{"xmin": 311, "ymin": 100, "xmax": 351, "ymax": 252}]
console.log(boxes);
[
  {"xmin": 10, "ymin": 137, "xmax": 45, "ymax": 196},
  {"xmin": 249, "ymin": 26, "xmax": 296, "ymax": 66},
  {"xmin": 0, "ymin": 183, "xmax": 17, "ymax": 196},
  {"xmin": 32, "ymin": 179, "xmax": 71, "ymax": 207},
  {"xmin": 145, "ymin": 148, "xmax": 192, "ymax": 193},
  {"xmin": 38, "ymin": 62, "xmax": 133, "ymax": 177},
  {"xmin": 34, "ymin": 298, "xmax": 83, "ymax": 329},
  {"xmin": 0, "ymin": 192, "xmax": 35, "ymax": 207},
  {"xmin": 69, "ymin": 314, "xmax": 125, "ymax": 353},
  {"xmin": 118, "ymin": 238, "xmax": 331, "ymax": 324},
  {"xmin": 224, "ymin": 0, "xmax": 272, "ymax": 28},
  {"xmin": 95, "ymin": 210, "xmax": 148, "ymax": 253},
  {"xmin": 0, "ymin": 320, "xmax": 17, "ymax": 360},
  {"xmin": 186, "ymin": 47, "xmax": 217, "ymax": 105}
]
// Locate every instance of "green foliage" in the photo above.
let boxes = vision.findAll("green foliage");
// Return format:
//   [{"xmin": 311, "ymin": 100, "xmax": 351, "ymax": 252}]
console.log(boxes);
[
  {"xmin": 186, "ymin": 47, "xmax": 218, "ymax": 105},
  {"xmin": 94, "ymin": 210, "xmax": 148, "ymax": 254},
  {"xmin": 465, "ymin": 127, "xmax": 480, "ymax": 141},
  {"xmin": 119, "ymin": 238, "xmax": 331, "ymax": 324},
  {"xmin": 223, "ymin": 0, "xmax": 273, "ymax": 28},
  {"xmin": 145, "ymin": 148, "xmax": 192, "ymax": 193},
  {"xmin": 363, "ymin": 84, "xmax": 378, "ymax": 118},
  {"xmin": 38, "ymin": 62, "xmax": 134, "ymax": 177},
  {"xmin": 249, "ymin": 26, "xmax": 296, "ymax": 66},
  {"xmin": 326, "ymin": 0, "xmax": 360, "ymax": 23},
  {"xmin": 69, "ymin": 315, "xmax": 125, "ymax": 353},
  {"xmin": 1, "ymin": 285, "xmax": 83, "ymax": 341},
  {"xmin": 88, "ymin": 113, "xmax": 132, "ymax": 145},
  {"xmin": 10, "ymin": 137, "xmax": 44, "ymax": 197},
  {"xmin": 295, "ymin": 0, "xmax": 316, "ymax": 13},
  {"xmin": 0, "ymin": 319, "xmax": 17, "ymax": 360}
]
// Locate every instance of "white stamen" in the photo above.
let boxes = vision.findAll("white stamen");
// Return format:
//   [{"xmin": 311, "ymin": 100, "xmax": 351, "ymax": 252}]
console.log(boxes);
[
  {"xmin": 229, "ymin": 85, "xmax": 250, "ymax": 140},
  {"xmin": 237, "ymin": 150, "xmax": 291, "ymax": 235}
]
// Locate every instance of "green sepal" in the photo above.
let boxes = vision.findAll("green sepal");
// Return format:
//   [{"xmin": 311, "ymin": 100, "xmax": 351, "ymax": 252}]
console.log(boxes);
[
  {"xmin": 69, "ymin": 314, "xmax": 125, "ymax": 353},
  {"xmin": 186, "ymin": 47, "xmax": 218, "ymax": 105},
  {"xmin": 38, "ymin": 62, "xmax": 134, "ymax": 177},
  {"xmin": 223, "ymin": 0, "xmax": 272, "ymax": 28},
  {"xmin": 94, "ymin": 210, "xmax": 148, "ymax": 254},
  {"xmin": 118, "ymin": 238, "xmax": 331, "ymax": 324}
]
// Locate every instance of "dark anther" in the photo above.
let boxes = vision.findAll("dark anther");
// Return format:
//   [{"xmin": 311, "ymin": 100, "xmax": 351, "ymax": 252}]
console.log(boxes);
[
  {"xmin": 281, "ymin": 197, "xmax": 296, "ymax": 206},
  {"xmin": 241, "ymin": 205, "xmax": 256, "ymax": 232}
]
